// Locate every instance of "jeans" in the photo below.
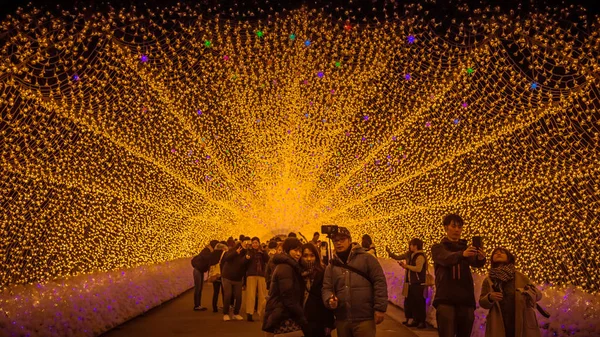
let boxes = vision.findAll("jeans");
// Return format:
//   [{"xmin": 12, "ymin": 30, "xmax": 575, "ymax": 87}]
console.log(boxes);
[
  {"xmin": 222, "ymin": 278, "xmax": 243, "ymax": 315},
  {"xmin": 212, "ymin": 280, "xmax": 224, "ymax": 311},
  {"xmin": 193, "ymin": 268, "xmax": 204, "ymax": 308},
  {"xmin": 435, "ymin": 304, "xmax": 475, "ymax": 337},
  {"xmin": 336, "ymin": 320, "xmax": 376, "ymax": 337}
]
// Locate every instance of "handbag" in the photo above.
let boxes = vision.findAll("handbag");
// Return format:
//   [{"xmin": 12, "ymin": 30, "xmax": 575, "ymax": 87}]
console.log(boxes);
[
  {"xmin": 424, "ymin": 265, "xmax": 435, "ymax": 287},
  {"xmin": 274, "ymin": 319, "xmax": 303, "ymax": 337},
  {"xmin": 207, "ymin": 251, "xmax": 225, "ymax": 282}
]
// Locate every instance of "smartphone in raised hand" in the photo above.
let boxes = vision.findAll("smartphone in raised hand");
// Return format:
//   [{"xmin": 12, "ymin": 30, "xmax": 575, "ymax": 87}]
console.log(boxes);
[{"xmin": 472, "ymin": 236, "xmax": 482, "ymax": 249}]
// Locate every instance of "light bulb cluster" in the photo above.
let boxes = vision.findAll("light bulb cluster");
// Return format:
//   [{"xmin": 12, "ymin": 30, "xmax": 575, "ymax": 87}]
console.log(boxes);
[{"xmin": 0, "ymin": 2, "xmax": 598, "ymax": 293}]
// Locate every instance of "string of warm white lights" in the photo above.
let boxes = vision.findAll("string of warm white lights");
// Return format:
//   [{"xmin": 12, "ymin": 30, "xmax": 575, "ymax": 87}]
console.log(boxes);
[{"xmin": 0, "ymin": 2, "xmax": 598, "ymax": 293}]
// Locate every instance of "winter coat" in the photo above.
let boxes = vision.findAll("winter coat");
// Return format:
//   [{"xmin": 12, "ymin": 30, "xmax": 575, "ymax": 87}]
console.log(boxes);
[
  {"xmin": 479, "ymin": 271, "xmax": 542, "ymax": 337},
  {"xmin": 431, "ymin": 237, "xmax": 486, "ymax": 308},
  {"xmin": 221, "ymin": 248, "xmax": 250, "ymax": 282},
  {"xmin": 304, "ymin": 268, "xmax": 336, "ymax": 337},
  {"xmin": 262, "ymin": 254, "xmax": 309, "ymax": 334},
  {"xmin": 322, "ymin": 243, "xmax": 388, "ymax": 322},
  {"xmin": 246, "ymin": 249, "xmax": 268, "ymax": 277}
]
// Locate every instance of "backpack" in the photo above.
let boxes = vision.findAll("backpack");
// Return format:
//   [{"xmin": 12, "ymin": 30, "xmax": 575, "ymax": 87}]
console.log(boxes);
[{"xmin": 191, "ymin": 254, "xmax": 209, "ymax": 273}]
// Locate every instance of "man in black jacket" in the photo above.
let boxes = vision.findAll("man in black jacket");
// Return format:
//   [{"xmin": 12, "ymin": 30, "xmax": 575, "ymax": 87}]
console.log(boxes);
[{"xmin": 431, "ymin": 214, "xmax": 485, "ymax": 337}]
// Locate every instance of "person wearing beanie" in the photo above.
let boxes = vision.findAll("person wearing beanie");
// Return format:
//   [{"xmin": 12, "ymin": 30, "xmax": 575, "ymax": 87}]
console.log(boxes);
[
  {"xmin": 262, "ymin": 238, "xmax": 309, "ymax": 337},
  {"xmin": 322, "ymin": 227, "xmax": 388, "ymax": 337},
  {"xmin": 300, "ymin": 243, "xmax": 335, "ymax": 337}
]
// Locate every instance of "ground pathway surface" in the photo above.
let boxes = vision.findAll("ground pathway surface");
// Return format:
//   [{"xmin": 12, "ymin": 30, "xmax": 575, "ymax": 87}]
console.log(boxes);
[{"xmin": 101, "ymin": 282, "xmax": 430, "ymax": 337}]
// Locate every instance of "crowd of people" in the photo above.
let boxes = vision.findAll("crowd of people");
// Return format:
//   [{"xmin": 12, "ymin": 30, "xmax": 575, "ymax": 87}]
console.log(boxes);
[{"xmin": 191, "ymin": 214, "xmax": 545, "ymax": 337}]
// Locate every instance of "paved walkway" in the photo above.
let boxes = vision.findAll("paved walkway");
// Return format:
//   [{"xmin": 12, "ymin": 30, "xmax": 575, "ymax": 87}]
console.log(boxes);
[{"xmin": 100, "ymin": 282, "xmax": 426, "ymax": 337}]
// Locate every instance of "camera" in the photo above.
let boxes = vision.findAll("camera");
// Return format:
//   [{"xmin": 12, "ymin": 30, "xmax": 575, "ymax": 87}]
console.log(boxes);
[{"xmin": 321, "ymin": 225, "xmax": 338, "ymax": 236}]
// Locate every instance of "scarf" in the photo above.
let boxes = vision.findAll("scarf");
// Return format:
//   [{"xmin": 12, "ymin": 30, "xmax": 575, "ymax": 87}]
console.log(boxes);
[
  {"xmin": 489, "ymin": 263, "xmax": 516, "ymax": 290},
  {"xmin": 300, "ymin": 260, "xmax": 315, "ymax": 278}
]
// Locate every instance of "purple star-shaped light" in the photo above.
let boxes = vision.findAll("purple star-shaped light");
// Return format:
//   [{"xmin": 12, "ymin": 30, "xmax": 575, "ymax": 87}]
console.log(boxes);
[
  {"xmin": 363, "ymin": 115, "xmax": 369, "ymax": 121},
  {"xmin": 140, "ymin": 55, "xmax": 148, "ymax": 63},
  {"xmin": 361, "ymin": 136, "xmax": 367, "ymax": 142},
  {"xmin": 197, "ymin": 110, "xmax": 202, "ymax": 115},
  {"xmin": 462, "ymin": 102, "xmax": 468, "ymax": 108},
  {"xmin": 73, "ymin": 74, "xmax": 80, "ymax": 81},
  {"xmin": 317, "ymin": 72, "xmax": 324, "ymax": 78},
  {"xmin": 405, "ymin": 73, "xmax": 411, "ymax": 80},
  {"xmin": 345, "ymin": 131, "xmax": 350, "ymax": 136},
  {"xmin": 408, "ymin": 35, "xmax": 415, "ymax": 44},
  {"xmin": 392, "ymin": 136, "xmax": 397, "ymax": 141},
  {"xmin": 425, "ymin": 121, "xmax": 431, "ymax": 127},
  {"xmin": 171, "ymin": 148, "xmax": 176, "ymax": 153}
]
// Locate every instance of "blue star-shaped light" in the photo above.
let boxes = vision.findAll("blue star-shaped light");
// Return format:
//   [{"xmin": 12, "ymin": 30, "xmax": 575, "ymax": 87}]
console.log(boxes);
[
  {"xmin": 305, "ymin": 113, "xmax": 310, "ymax": 118},
  {"xmin": 405, "ymin": 73, "xmax": 411, "ymax": 80},
  {"xmin": 140, "ymin": 55, "xmax": 148, "ymax": 63},
  {"xmin": 408, "ymin": 35, "xmax": 415, "ymax": 44},
  {"xmin": 73, "ymin": 74, "xmax": 80, "ymax": 81},
  {"xmin": 530, "ymin": 82, "xmax": 538, "ymax": 90},
  {"xmin": 453, "ymin": 118, "xmax": 460, "ymax": 125},
  {"xmin": 317, "ymin": 71, "xmax": 324, "ymax": 78},
  {"xmin": 305, "ymin": 40, "xmax": 311, "ymax": 47}
]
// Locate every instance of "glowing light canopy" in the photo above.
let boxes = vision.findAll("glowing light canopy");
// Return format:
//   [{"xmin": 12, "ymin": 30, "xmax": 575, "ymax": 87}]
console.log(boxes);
[{"xmin": 0, "ymin": 2, "xmax": 599, "ymax": 294}]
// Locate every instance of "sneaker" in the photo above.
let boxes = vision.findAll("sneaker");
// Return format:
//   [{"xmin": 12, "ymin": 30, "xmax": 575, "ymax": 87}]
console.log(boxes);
[
  {"xmin": 416, "ymin": 322, "xmax": 426, "ymax": 329},
  {"xmin": 194, "ymin": 306, "xmax": 207, "ymax": 311},
  {"xmin": 223, "ymin": 315, "xmax": 231, "ymax": 322},
  {"xmin": 232, "ymin": 314, "xmax": 244, "ymax": 321},
  {"xmin": 247, "ymin": 314, "xmax": 253, "ymax": 322}
]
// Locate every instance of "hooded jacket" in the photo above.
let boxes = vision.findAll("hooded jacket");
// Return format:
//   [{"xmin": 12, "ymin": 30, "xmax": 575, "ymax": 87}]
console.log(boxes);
[
  {"xmin": 322, "ymin": 243, "xmax": 388, "ymax": 322},
  {"xmin": 431, "ymin": 237, "xmax": 486, "ymax": 308},
  {"xmin": 262, "ymin": 254, "xmax": 309, "ymax": 334}
]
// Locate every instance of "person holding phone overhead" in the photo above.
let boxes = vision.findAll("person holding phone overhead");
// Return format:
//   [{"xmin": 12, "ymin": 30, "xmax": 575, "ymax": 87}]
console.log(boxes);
[{"xmin": 431, "ymin": 214, "xmax": 486, "ymax": 337}]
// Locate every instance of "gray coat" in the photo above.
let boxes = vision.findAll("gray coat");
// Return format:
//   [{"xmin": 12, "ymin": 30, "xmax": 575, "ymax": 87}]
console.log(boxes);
[{"xmin": 322, "ymin": 244, "xmax": 388, "ymax": 322}]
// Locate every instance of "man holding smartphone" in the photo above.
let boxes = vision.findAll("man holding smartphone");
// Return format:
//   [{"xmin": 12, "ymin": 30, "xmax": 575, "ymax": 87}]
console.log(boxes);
[{"xmin": 431, "ymin": 214, "xmax": 485, "ymax": 337}]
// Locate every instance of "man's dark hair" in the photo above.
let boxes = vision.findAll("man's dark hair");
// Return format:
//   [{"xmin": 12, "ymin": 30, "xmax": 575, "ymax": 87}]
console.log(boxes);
[
  {"xmin": 268, "ymin": 241, "xmax": 278, "ymax": 249},
  {"xmin": 361, "ymin": 234, "xmax": 373, "ymax": 249},
  {"xmin": 251, "ymin": 236, "xmax": 260, "ymax": 243},
  {"xmin": 442, "ymin": 213, "xmax": 464, "ymax": 228},
  {"xmin": 209, "ymin": 240, "xmax": 219, "ymax": 248},
  {"xmin": 239, "ymin": 234, "xmax": 245, "ymax": 241},
  {"xmin": 409, "ymin": 238, "xmax": 424, "ymax": 250},
  {"xmin": 490, "ymin": 247, "xmax": 516, "ymax": 268},
  {"xmin": 313, "ymin": 232, "xmax": 320, "ymax": 237},
  {"xmin": 282, "ymin": 237, "xmax": 302, "ymax": 254},
  {"xmin": 288, "ymin": 232, "xmax": 297, "ymax": 238}
]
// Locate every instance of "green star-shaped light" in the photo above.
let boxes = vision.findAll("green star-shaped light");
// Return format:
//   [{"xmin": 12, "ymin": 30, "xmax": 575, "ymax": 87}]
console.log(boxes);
[
  {"xmin": 290, "ymin": 34, "xmax": 296, "ymax": 40},
  {"xmin": 204, "ymin": 40, "xmax": 211, "ymax": 47},
  {"xmin": 257, "ymin": 31, "xmax": 264, "ymax": 38},
  {"xmin": 335, "ymin": 61, "xmax": 341, "ymax": 67},
  {"xmin": 467, "ymin": 67, "xmax": 474, "ymax": 74}
]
